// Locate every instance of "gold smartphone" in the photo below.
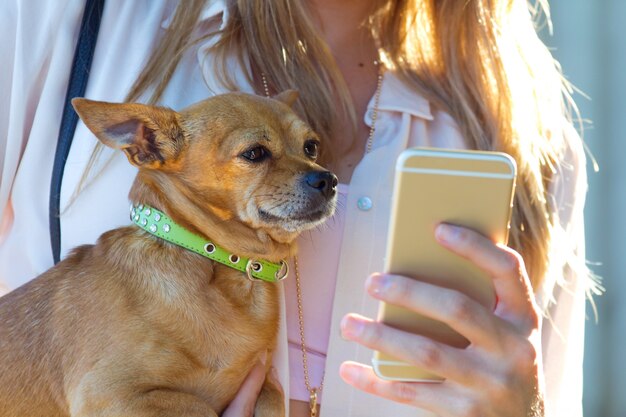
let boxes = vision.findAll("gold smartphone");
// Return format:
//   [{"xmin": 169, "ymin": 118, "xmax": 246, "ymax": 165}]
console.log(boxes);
[{"xmin": 372, "ymin": 147, "xmax": 517, "ymax": 382}]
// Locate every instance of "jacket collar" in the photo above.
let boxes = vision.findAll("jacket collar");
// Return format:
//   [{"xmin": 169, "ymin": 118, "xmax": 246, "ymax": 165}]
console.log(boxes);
[{"xmin": 365, "ymin": 71, "xmax": 433, "ymax": 125}]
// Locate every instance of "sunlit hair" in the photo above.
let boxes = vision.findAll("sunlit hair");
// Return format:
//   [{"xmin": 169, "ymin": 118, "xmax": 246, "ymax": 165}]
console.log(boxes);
[
  {"xmin": 369, "ymin": 0, "xmax": 575, "ymax": 289},
  {"xmin": 85, "ymin": 0, "xmax": 588, "ymax": 291}
]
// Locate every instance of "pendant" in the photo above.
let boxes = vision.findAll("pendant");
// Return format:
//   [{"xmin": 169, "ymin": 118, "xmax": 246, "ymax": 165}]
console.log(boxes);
[{"xmin": 309, "ymin": 388, "xmax": 318, "ymax": 417}]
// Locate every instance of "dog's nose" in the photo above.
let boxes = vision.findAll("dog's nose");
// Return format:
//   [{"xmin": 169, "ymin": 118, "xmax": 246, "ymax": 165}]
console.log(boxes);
[{"xmin": 304, "ymin": 171, "xmax": 338, "ymax": 198}]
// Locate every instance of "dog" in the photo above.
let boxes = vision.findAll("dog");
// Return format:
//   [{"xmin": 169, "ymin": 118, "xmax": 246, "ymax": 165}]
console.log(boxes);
[{"xmin": 0, "ymin": 91, "xmax": 337, "ymax": 416}]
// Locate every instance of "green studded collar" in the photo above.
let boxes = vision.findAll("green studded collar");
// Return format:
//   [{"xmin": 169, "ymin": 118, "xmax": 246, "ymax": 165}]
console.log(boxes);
[{"xmin": 130, "ymin": 204, "xmax": 288, "ymax": 283}]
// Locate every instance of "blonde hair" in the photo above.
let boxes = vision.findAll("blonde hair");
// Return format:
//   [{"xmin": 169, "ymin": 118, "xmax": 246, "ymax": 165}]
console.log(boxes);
[
  {"xmin": 87, "ymin": 0, "xmax": 583, "ymax": 289},
  {"xmin": 370, "ymin": 0, "xmax": 572, "ymax": 288}
]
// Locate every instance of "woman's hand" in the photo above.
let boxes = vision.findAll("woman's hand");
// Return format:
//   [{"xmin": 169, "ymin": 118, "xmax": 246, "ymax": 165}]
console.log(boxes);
[
  {"xmin": 222, "ymin": 352, "xmax": 277, "ymax": 417},
  {"xmin": 339, "ymin": 224, "xmax": 545, "ymax": 417}
]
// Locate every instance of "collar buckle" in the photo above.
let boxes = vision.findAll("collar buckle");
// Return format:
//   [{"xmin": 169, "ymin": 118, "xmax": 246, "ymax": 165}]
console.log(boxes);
[
  {"xmin": 275, "ymin": 260, "xmax": 289, "ymax": 281},
  {"xmin": 245, "ymin": 259, "xmax": 289, "ymax": 282}
]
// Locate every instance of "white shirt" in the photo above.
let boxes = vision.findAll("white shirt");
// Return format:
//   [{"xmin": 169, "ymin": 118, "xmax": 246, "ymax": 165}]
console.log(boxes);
[{"xmin": 0, "ymin": 1, "xmax": 588, "ymax": 416}]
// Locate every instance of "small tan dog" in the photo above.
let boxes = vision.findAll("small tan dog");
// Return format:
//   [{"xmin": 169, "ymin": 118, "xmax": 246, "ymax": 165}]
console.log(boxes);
[{"xmin": 0, "ymin": 92, "xmax": 337, "ymax": 416}]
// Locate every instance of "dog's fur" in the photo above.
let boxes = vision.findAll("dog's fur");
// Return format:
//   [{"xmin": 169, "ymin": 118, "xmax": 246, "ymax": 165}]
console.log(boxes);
[{"xmin": 0, "ymin": 92, "xmax": 337, "ymax": 416}]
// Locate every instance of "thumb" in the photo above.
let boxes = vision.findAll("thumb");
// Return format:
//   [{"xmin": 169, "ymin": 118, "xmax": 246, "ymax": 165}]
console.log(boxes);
[{"xmin": 222, "ymin": 352, "xmax": 268, "ymax": 417}]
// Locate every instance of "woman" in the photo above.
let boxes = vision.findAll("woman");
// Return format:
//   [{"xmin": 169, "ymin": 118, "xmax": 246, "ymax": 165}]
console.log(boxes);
[{"xmin": 0, "ymin": 0, "xmax": 593, "ymax": 416}]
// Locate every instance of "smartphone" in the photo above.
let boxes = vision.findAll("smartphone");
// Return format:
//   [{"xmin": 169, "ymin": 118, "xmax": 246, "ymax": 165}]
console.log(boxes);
[{"xmin": 372, "ymin": 147, "xmax": 517, "ymax": 382}]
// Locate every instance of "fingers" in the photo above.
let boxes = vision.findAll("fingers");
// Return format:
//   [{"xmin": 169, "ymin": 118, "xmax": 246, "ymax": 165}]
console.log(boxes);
[
  {"xmin": 221, "ymin": 352, "xmax": 268, "ymax": 417},
  {"xmin": 340, "ymin": 314, "xmax": 475, "ymax": 384},
  {"xmin": 339, "ymin": 361, "xmax": 454, "ymax": 417},
  {"xmin": 338, "ymin": 224, "xmax": 544, "ymax": 415},
  {"xmin": 267, "ymin": 366, "xmax": 282, "ymax": 392},
  {"xmin": 341, "ymin": 357, "xmax": 543, "ymax": 417},
  {"xmin": 435, "ymin": 224, "xmax": 540, "ymax": 330},
  {"xmin": 365, "ymin": 273, "xmax": 503, "ymax": 348}
]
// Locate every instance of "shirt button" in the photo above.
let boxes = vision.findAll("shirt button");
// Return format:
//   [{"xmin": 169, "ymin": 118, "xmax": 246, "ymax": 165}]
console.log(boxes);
[{"xmin": 357, "ymin": 196, "xmax": 373, "ymax": 211}]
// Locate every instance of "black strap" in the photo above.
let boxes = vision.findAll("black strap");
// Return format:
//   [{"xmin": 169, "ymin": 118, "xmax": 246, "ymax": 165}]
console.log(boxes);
[{"xmin": 49, "ymin": 0, "xmax": 105, "ymax": 264}]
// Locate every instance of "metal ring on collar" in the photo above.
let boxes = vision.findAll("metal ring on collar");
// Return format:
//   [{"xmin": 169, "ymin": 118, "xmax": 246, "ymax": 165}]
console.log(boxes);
[
  {"xmin": 245, "ymin": 259, "xmax": 264, "ymax": 281},
  {"xmin": 274, "ymin": 259, "xmax": 289, "ymax": 281}
]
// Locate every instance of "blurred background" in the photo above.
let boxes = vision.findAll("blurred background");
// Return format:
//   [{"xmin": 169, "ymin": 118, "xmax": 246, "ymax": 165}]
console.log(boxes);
[{"xmin": 545, "ymin": 1, "xmax": 625, "ymax": 416}]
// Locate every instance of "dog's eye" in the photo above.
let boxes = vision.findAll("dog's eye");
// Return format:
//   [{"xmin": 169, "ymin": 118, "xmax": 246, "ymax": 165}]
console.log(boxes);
[
  {"xmin": 303, "ymin": 140, "xmax": 319, "ymax": 160},
  {"xmin": 241, "ymin": 146, "xmax": 270, "ymax": 162}
]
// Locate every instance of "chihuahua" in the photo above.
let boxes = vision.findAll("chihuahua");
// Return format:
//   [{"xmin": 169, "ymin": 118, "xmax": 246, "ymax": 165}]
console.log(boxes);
[{"xmin": 0, "ymin": 91, "xmax": 337, "ymax": 416}]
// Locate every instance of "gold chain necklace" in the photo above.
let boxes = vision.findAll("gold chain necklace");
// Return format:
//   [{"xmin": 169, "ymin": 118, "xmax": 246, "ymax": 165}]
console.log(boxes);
[{"xmin": 261, "ymin": 64, "xmax": 384, "ymax": 417}]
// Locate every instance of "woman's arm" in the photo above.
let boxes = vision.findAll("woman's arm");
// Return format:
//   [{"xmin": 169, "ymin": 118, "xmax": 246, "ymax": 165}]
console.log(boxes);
[
  {"xmin": 0, "ymin": 1, "xmax": 19, "ymax": 229},
  {"xmin": 540, "ymin": 122, "xmax": 590, "ymax": 417},
  {"xmin": 0, "ymin": 0, "xmax": 83, "ymax": 237}
]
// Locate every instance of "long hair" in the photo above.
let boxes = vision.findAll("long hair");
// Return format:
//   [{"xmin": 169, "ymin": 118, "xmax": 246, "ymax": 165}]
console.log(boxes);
[{"xmin": 88, "ymin": 0, "xmax": 584, "ymax": 289}]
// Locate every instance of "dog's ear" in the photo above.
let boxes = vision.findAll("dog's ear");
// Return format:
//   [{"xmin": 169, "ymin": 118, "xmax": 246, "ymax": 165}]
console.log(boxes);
[
  {"xmin": 72, "ymin": 98, "xmax": 186, "ymax": 169},
  {"xmin": 273, "ymin": 90, "xmax": 299, "ymax": 107}
]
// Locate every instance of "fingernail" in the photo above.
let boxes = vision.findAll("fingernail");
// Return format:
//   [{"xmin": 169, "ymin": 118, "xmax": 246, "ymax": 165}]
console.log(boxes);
[
  {"xmin": 436, "ymin": 223, "xmax": 460, "ymax": 244},
  {"xmin": 340, "ymin": 315, "xmax": 363, "ymax": 340},
  {"xmin": 366, "ymin": 273, "xmax": 392, "ymax": 296},
  {"xmin": 270, "ymin": 366, "xmax": 280, "ymax": 382},
  {"xmin": 340, "ymin": 363, "xmax": 358, "ymax": 383}
]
